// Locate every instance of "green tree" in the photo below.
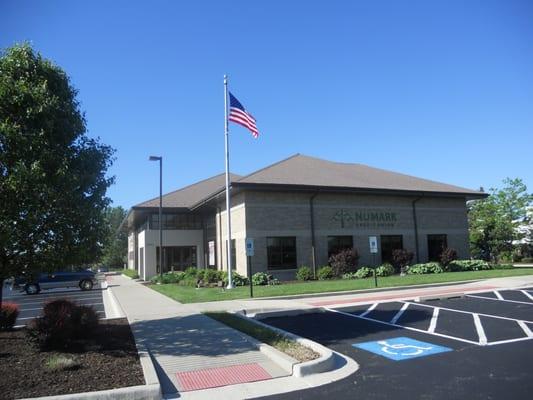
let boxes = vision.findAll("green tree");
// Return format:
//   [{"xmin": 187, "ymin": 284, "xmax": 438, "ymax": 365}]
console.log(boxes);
[
  {"xmin": 469, "ymin": 178, "xmax": 532, "ymax": 261},
  {"xmin": 100, "ymin": 206, "xmax": 128, "ymax": 268},
  {"xmin": 0, "ymin": 44, "xmax": 114, "ymax": 307}
]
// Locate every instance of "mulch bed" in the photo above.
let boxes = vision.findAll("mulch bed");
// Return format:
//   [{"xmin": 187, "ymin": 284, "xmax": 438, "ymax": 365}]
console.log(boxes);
[{"xmin": 0, "ymin": 318, "xmax": 144, "ymax": 399}]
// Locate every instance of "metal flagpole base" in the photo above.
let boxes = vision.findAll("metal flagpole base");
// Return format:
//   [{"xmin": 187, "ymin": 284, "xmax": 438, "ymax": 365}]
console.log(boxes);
[{"xmin": 226, "ymin": 283, "xmax": 235, "ymax": 290}]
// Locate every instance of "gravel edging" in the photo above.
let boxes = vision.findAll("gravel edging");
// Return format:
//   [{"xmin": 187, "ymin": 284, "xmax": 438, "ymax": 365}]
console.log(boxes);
[
  {"xmin": 233, "ymin": 310, "xmax": 336, "ymax": 377},
  {"xmin": 19, "ymin": 351, "xmax": 161, "ymax": 400}
]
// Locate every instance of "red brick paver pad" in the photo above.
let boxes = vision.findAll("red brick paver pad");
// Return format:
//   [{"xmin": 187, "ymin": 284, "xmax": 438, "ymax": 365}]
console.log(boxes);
[{"xmin": 176, "ymin": 363, "xmax": 272, "ymax": 391}]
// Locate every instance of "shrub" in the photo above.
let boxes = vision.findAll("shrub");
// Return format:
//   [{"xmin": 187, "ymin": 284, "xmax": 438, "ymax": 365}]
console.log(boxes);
[
  {"xmin": 448, "ymin": 259, "xmax": 491, "ymax": 272},
  {"xmin": 355, "ymin": 266, "xmax": 374, "ymax": 279},
  {"xmin": 183, "ymin": 267, "xmax": 198, "ymax": 279},
  {"xmin": 46, "ymin": 355, "xmax": 80, "ymax": 371},
  {"xmin": 493, "ymin": 264, "xmax": 514, "ymax": 269},
  {"xmin": 202, "ymin": 269, "xmax": 220, "ymax": 283},
  {"xmin": 342, "ymin": 272, "xmax": 357, "ymax": 279},
  {"xmin": 317, "ymin": 266, "xmax": 335, "ymax": 280},
  {"xmin": 29, "ymin": 299, "xmax": 99, "ymax": 350},
  {"xmin": 407, "ymin": 262, "xmax": 444, "ymax": 275},
  {"xmin": 440, "ymin": 248, "xmax": 458, "ymax": 268},
  {"xmin": 522, "ymin": 257, "xmax": 533, "ymax": 263},
  {"xmin": 252, "ymin": 272, "xmax": 269, "ymax": 286},
  {"xmin": 221, "ymin": 271, "xmax": 249, "ymax": 286},
  {"xmin": 296, "ymin": 266, "xmax": 314, "ymax": 281},
  {"xmin": 375, "ymin": 263, "xmax": 395, "ymax": 277},
  {"xmin": 161, "ymin": 271, "xmax": 185, "ymax": 284},
  {"xmin": 328, "ymin": 248, "xmax": 359, "ymax": 276},
  {"xmin": 0, "ymin": 302, "xmax": 19, "ymax": 330},
  {"xmin": 392, "ymin": 249, "xmax": 414, "ymax": 273}
]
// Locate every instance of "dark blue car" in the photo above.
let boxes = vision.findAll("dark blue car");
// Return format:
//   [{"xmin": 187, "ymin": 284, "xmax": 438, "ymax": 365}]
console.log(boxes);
[{"xmin": 14, "ymin": 270, "xmax": 99, "ymax": 295}]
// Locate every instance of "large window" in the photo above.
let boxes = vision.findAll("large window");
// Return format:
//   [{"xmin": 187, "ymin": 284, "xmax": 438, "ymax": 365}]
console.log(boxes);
[
  {"xmin": 267, "ymin": 237, "xmax": 297, "ymax": 270},
  {"xmin": 380, "ymin": 235, "xmax": 403, "ymax": 263},
  {"xmin": 328, "ymin": 236, "xmax": 354, "ymax": 258},
  {"xmin": 427, "ymin": 234, "xmax": 447, "ymax": 262},
  {"xmin": 150, "ymin": 214, "xmax": 202, "ymax": 230},
  {"xmin": 157, "ymin": 246, "xmax": 197, "ymax": 272}
]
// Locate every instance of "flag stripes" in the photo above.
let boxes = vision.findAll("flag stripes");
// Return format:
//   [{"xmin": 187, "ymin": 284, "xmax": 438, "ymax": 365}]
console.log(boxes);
[{"xmin": 228, "ymin": 92, "xmax": 259, "ymax": 138}]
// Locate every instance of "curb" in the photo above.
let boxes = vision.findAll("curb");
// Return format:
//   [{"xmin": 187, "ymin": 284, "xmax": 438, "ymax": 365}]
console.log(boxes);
[
  {"xmin": 103, "ymin": 285, "xmax": 126, "ymax": 319},
  {"xmin": 233, "ymin": 310, "xmax": 335, "ymax": 377},
  {"xmin": 19, "ymin": 351, "xmax": 161, "ymax": 400}
]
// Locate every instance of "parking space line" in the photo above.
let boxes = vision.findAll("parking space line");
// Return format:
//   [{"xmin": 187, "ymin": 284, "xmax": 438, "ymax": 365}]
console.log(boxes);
[
  {"xmin": 404, "ymin": 301, "xmax": 533, "ymax": 324},
  {"xmin": 520, "ymin": 290, "xmax": 533, "ymax": 301},
  {"xmin": 325, "ymin": 306, "xmax": 481, "ymax": 346},
  {"xmin": 428, "ymin": 307, "xmax": 440, "ymax": 333},
  {"xmin": 17, "ymin": 310, "xmax": 105, "ymax": 321},
  {"xmin": 11, "ymin": 296, "xmax": 103, "ymax": 307},
  {"xmin": 472, "ymin": 314, "xmax": 487, "ymax": 345},
  {"xmin": 465, "ymin": 294, "xmax": 533, "ymax": 306},
  {"xmin": 359, "ymin": 303, "xmax": 378, "ymax": 317},
  {"xmin": 517, "ymin": 321, "xmax": 533, "ymax": 338},
  {"xmin": 18, "ymin": 302, "xmax": 104, "ymax": 312},
  {"xmin": 390, "ymin": 302, "xmax": 409, "ymax": 324},
  {"xmin": 494, "ymin": 291, "xmax": 504, "ymax": 300}
]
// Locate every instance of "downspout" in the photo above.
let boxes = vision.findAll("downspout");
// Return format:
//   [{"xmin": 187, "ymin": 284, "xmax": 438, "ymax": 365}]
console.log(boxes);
[
  {"xmin": 412, "ymin": 195, "xmax": 423, "ymax": 264},
  {"xmin": 309, "ymin": 192, "xmax": 319, "ymax": 278},
  {"xmin": 217, "ymin": 205, "xmax": 222, "ymax": 271}
]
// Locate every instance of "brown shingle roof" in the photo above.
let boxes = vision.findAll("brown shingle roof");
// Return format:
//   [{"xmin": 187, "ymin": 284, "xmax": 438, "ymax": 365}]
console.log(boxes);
[
  {"xmin": 234, "ymin": 154, "xmax": 484, "ymax": 196},
  {"xmin": 134, "ymin": 172, "xmax": 241, "ymax": 209}
]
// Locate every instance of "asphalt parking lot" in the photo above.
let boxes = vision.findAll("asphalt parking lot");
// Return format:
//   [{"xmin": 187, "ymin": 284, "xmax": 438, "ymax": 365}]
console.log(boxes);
[
  {"xmin": 3, "ymin": 284, "xmax": 106, "ymax": 326},
  {"xmin": 259, "ymin": 287, "xmax": 533, "ymax": 400}
]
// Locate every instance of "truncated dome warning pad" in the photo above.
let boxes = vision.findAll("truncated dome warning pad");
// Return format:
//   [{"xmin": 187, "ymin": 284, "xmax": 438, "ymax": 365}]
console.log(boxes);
[{"xmin": 176, "ymin": 363, "xmax": 272, "ymax": 391}]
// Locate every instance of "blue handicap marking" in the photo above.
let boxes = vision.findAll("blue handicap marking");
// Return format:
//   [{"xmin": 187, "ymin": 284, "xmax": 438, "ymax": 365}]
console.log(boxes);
[{"xmin": 353, "ymin": 337, "xmax": 452, "ymax": 361}]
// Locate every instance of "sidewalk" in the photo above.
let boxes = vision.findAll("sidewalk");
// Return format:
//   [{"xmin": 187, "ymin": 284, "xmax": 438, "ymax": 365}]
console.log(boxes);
[{"xmin": 108, "ymin": 275, "xmax": 290, "ymax": 397}]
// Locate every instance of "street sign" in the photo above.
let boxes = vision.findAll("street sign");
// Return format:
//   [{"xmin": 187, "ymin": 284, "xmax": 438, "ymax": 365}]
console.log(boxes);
[
  {"xmin": 245, "ymin": 238, "xmax": 254, "ymax": 257},
  {"xmin": 353, "ymin": 337, "xmax": 452, "ymax": 361},
  {"xmin": 369, "ymin": 236, "xmax": 378, "ymax": 254}
]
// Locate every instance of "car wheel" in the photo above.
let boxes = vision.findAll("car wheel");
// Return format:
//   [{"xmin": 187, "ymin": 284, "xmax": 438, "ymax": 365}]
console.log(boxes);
[
  {"xmin": 80, "ymin": 279, "xmax": 94, "ymax": 291},
  {"xmin": 25, "ymin": 283, "xmax": 40, "ymax": 295}
]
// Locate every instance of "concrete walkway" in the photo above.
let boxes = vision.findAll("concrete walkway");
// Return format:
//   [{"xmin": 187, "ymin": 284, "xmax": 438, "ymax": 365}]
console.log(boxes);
[{"xmin": 108, "ymin": 275, "xmax": 289, "ymax": 397}]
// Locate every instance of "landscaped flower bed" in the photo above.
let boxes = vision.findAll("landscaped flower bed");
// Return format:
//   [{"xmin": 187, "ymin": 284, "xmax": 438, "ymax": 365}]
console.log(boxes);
[{"xmin": 0, "ymin": 318, "xmax": 144, "ymax": 399}]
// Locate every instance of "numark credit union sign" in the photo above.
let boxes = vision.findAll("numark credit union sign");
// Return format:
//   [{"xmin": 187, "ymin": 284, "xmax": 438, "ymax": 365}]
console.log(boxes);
[{"xmin": 332, "ymin": 209, "xmax": 398, "ymax": 229}]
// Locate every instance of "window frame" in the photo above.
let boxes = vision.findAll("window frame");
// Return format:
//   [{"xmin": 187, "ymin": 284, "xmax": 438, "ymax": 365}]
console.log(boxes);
[{"xmin": 267, "ymin": 236, "xmax": 297, "ymax": 270}]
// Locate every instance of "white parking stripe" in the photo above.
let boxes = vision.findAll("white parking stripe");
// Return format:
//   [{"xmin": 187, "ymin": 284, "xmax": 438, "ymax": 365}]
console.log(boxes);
[
  {"xmin": 473, "ymin": 314, "xmax": 488, "ymax": 345},
  {"xmin": 16, "ymin": 310, "xmax": 105, "ymax": 321},
  {"xmin": 494, "ymin": 291, "xmax": 504, "ymax": 300},
  {"xmin": 466, "ymin": 294, "xmax": 533, "ymax": 306},
  {"xmin": 517, "ymin": 321, "xmax": 533, "ymax": 338},
  {"xmin": 359, "ymin": 303, "xmax": 378, "ymax": 317},
  {"xmin": 18, "ymin": 302, "xmax": 104, "ymax": 312},
  {"xmin": 326, "ymin": 306, "xmax": 480, "ymax": 346},
  {"xmin": 520, "ymin": 290, "xmax": 533, "ymax": 301},
  {"xmin": 404, "ymin": 301, "xmax": 533, "ymax": 324},
  {"xmin": 11, "ymin": 296, "xmax": 103, "ymax": 307},
  {"xmin": 428, "ymin": 307, "xmax": 440, "ymax": 333},
  {"xmin": 390, "ymin": 302, "xmax": 409, "ymax": 324}
]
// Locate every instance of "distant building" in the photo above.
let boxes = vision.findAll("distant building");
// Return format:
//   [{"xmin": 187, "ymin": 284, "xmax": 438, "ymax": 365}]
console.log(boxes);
[{"xmin": 122, "ymin": 154, "xmax": 487, "ymax": 280}]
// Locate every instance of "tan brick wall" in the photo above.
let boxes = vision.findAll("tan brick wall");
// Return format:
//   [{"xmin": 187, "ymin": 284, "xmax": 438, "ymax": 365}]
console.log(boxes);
[{"xmin": 243, "ymin": 191, "xmax": 470, "ymax": 276}]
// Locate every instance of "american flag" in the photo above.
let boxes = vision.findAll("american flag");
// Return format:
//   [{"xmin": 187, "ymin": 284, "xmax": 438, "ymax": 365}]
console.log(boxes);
[{"xmin": 228, "ymin": 92, "xmax": 259, "ymax": 138}]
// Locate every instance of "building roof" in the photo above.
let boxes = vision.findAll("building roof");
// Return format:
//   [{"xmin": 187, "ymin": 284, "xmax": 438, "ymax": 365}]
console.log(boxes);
[
  {"xmin": 232, "ymin": 154, "xmax": 485, "ymax": 197},
  {"xmin": 133, "ymin": 172, "xmax": 242, "ymax": 209}
]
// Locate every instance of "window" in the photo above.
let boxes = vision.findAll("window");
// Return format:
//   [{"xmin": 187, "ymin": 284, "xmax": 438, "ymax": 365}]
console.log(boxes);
[
  {"xmin": 267, "ymin": 237, "xmax": 297, "ymax": 270},
  {"xmin": 150, "ymin": 214, "xmax": 202, "ymax": 230},
  {"xmin": 327, "ymin": 236, "xmax": 354, "ymax": 258},
  {"xmin": 157, "ymin": 246, "xmax": 197, "ymax": 273},
  {"xmin": 380, "ymin": 235, "xmax": 403, "ymax": 263},
  {"xmin": 427, "ymin": 234, "xmax": 447, "ymax": 262}
]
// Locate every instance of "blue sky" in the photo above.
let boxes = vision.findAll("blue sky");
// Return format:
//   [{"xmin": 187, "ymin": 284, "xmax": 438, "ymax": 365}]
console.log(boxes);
[{"xmin": 2, "ymin": 1, "xmax": 532, "ymax": 208}]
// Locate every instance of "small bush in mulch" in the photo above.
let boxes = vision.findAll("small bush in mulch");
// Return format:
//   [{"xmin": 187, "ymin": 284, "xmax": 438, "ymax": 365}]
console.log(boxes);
[
  {"xmin": 296, "ymin": 266, "xmax": 314, "ymax": 281},
  {"xmin": 28, "ymin": 299, "xmax": 99, "ymax": 350},
  {"xmin": 0, "ymin": 318, "xmax": 144, "ymax": 400},
  {"xmin": 0, "ymin": 302, "xmax": 19, "ymax": 330}
]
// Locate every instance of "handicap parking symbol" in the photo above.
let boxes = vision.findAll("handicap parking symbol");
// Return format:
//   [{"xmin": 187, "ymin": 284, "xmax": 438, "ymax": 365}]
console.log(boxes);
[{"xmin": 353, "ymin": 337, "xmax": 452, "ymax": 361}]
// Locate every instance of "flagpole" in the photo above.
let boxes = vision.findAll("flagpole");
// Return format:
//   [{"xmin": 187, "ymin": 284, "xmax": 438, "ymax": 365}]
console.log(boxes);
[{"xmin": 224, "ymin": 75, "xmax": 234, "ymax": 289}]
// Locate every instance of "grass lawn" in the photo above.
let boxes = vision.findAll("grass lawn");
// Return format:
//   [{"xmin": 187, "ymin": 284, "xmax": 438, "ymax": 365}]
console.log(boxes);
[
  {"xmin": 150, "ymin": 268, "xmax": 533, "ymax": 304},
  {"xmin": 204, "ymin": 312, "xmax": 318, "ymax": 362},
  {"xmin": 121, "ymin": 269, "xmax": 139, "ymax": 279}
]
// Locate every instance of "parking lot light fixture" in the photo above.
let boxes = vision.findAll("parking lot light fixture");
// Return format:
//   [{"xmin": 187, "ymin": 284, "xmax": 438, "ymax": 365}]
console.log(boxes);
[{"xmin": 149, "ymin": 155, "xmax": 163, "ymax": 281}]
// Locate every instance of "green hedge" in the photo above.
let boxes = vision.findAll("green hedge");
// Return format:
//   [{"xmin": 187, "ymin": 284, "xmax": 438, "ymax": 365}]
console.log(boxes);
[
  {"xmin": 375, "ymin": 263, "xmax": 395, "ymax": 277},
  {"xmin": 448, "ymin": 259, "xmax": 491, "ymax": 272},
  {"xmin": 407, "ymin": 262, "xmax": 444, "ymax": 275}
]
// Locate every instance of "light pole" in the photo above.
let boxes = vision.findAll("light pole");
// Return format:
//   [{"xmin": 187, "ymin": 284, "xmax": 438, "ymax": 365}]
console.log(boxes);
[{"xmin": 149, "ymin": 155, "xmax": 163, "ymax": 281}]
